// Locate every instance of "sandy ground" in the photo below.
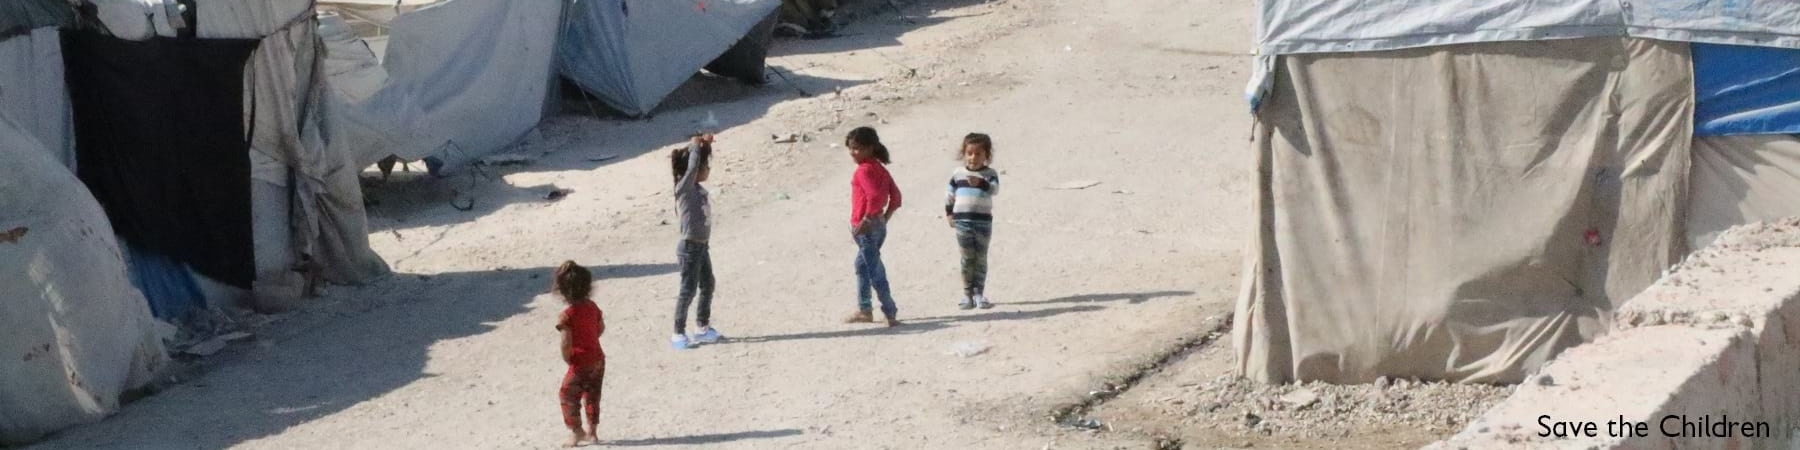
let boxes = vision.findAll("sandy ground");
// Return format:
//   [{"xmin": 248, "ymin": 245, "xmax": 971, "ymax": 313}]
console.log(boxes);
[{"xmin": 27, "ymin": 0, "xmax": 1258, "ymax": 448}]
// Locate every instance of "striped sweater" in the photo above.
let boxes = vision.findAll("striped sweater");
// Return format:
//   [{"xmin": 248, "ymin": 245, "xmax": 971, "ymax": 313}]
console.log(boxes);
[{"xmin": 944, "ymin": 166, "xmax": 999, "ymax": 222}]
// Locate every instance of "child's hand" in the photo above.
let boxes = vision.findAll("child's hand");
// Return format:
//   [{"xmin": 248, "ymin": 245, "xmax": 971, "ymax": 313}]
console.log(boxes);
[{"xmin": 692, "ymin": 133, "xmax": 715, "ymax": 146}]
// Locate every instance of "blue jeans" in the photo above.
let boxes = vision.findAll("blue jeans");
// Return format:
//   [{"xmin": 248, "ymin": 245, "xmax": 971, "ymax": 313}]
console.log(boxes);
[{"xmin": 854, "ymin": 220, "xmax": 898, "ymax": 318}]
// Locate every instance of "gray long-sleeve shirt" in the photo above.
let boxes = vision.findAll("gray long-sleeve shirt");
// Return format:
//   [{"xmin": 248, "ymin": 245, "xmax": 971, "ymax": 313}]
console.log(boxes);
[{"xmin": 674, "ymin": 142, "xmax": 711, "ymax": 243}]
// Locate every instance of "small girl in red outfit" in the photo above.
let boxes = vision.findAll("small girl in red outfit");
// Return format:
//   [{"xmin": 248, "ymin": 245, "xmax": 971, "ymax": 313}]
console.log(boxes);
[{"xmin": 552, "ymin": 261, "xmax": 604, "ymax": 447}]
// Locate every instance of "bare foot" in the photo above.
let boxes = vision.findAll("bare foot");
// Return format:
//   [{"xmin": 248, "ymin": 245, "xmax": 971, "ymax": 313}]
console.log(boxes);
[
  {"xmin": 586, "ymin": 432, "xmax": 600, "ymax": 445},
  {"xmin": 844, "ymin": 310, "xmax": 874, "ymax": 323},
  {"xmin": 886, "ymin": 318, "xmax": 902, "ymax": 327},
  {"xmin": 564, "ymin": 432, "xmax": 584, "ymax": 447}
]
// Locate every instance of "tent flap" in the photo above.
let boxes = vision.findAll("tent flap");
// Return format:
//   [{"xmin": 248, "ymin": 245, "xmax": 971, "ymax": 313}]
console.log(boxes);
[
  {"xmin": 1236, "ymin": 38, "xmax": 1692, "ymax": 384},
  {"xmin": 1258, "ymin": 0, "xmax": 1800, "ymax": 55}
]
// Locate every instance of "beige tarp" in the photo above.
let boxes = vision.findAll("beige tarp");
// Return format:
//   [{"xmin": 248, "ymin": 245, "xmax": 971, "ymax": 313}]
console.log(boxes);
[
  {"xmin": 1688, "ymin": 135, "xmax": 1800, "ymax": 250},
  {"xmin": 1235, "ymin": 38, "xmax": 1692, "ymax": 384},
  {"xmin": 245, "ymin": 13, "xmax": 391, "ymax": 286}
]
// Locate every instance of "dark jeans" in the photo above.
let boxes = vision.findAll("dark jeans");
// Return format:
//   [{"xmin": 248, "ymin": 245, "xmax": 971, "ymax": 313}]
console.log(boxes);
[
  {"xmin": 854, "ymin": 220, "xmax": 898, "ymax": 318},
  {"xmin": 953, "ymin": 220, "xmax": 992, "ymax": 296},
  {"xmin": 674, "ymin": 240, "xmax": 714, "ymax": 334}
]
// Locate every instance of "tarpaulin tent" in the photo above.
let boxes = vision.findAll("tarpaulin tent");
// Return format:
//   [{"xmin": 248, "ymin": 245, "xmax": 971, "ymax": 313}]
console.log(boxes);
[
  {"xmin": 316, "ymin": 0, "xmax": 562, "ymax": 168},
  {"xmin": 558, "ymin": 0, "xmax": 781, "ymax": 117},
  {"xmin": 1236, "ymin": 0, "xmax": 1800, "ymax": 384},
  {"xmin": 61, "ymin": 0, "xmax": 389, "ymax": 323},
  {"xmin": 0, "ymin": 109, "xmax": 168, "ymax": 446}
]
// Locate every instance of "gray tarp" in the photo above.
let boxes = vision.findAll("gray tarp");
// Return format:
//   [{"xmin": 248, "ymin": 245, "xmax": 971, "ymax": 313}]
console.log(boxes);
[
  {"xmin": 1688, "ymin": 135, "xmax": 1800, "ymax": 250},
  {"xmin": 318, "ymin": 0, "xmax": 561, "ymax": 168},
  {"xmin": 0, "ymin": 28, "xmax": 72, "ymax": 168},
  {"xmin": 0, "ymin": 112, "xmax": 167, "ymax": 445},
  {"xmin": 1257, "ymin": 0, "xmax": 1800, "ymax": 55},
  {"xmin": 1235, "ymin": 38, "xmax": 1692, "ymax": 384},
  {"xmin": 559, "ymin": 0, "xmax": 781, "ymax": 116}
]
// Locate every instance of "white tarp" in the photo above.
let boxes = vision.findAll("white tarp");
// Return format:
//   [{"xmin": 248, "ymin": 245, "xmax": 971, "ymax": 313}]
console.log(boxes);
[
  {"xmin": 0, "ymin": 28, "xmax": 72, "ymax": 168},
  {"xmin": 90, "ymin": 0, "xmax": 313, "ymax": 40},
  {"xmin": 1235, "ymin": 39, "xmax": 1692, "ymax": 384},
  {"xmin": 1688, "ymin": 135, "xmax": 1800, "ymax": 250},
  {"xmin": 1257, "ymin": 0, "xmax": 1800, "ymax": 55},
  {"xmin": 0, "ymin": 113, "xmax": 168, "ymax": 445},
  {"xmin": 559, "ymin": 0, "xmax": 781, "ymax": 116},
  {"xmin": 317, "ymin": 0, "xmax": 560, "ymax": 168}
]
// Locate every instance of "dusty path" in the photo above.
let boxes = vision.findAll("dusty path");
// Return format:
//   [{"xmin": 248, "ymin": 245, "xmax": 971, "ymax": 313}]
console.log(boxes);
[{"xmin": 29, "ymin": 0, "xmax": 1253, "ymax": 448}]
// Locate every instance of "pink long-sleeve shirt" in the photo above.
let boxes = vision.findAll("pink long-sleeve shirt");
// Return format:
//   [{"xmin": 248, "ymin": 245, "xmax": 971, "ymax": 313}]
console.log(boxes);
[{"xmin": 850, "ymin": 161, "xmax": 902, "ymax": 226}]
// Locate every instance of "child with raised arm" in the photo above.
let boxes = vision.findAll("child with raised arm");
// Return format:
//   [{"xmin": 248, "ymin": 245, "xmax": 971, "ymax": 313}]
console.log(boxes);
[{"xmin": 671, "ymin": 134, "xmax": 724, "ymax": 349}]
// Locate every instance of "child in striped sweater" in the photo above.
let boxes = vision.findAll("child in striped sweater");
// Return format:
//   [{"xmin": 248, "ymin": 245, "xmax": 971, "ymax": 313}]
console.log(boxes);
[{"xmin": 944, "ymin": 133, "xmax": 999, "ymax": 310}]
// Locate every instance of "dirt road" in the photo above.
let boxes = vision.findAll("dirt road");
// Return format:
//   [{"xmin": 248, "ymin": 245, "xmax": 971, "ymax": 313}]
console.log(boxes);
[{"xmin": 29, "ymin": 0, "xmax": 1253, "ymax": 448}]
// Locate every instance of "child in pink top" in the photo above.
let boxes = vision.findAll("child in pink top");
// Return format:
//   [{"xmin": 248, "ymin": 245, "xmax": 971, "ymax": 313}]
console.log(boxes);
[{"xmin": 844, "ymin": 126, "xmax": 903, "ymax": 326}]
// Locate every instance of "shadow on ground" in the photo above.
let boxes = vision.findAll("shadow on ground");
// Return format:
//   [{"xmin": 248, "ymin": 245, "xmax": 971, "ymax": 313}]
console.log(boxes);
[
  {"xmin": 725, "ymin": 290, "xmax": 1189, "ymax": 344},
  {"xmin": 607, "ymin": 428, "xmax": 804, "ymax": 447},
  {"xmin": 26, "ymin": 263, "xmax": 677, "ymax": 450}
]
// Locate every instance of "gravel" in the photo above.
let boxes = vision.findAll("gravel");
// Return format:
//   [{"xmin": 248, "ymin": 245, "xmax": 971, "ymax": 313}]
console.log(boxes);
[{"xmin": 1151, "ymin": 375, "xmax": 1510, "ymax": 440}]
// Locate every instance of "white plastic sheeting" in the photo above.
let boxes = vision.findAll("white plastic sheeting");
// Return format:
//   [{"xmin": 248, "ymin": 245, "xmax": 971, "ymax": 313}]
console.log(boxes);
[
  {"xmin": 0, "ymin": 28, "xmax": 72, "ymax": 168},
  {"xmin": 1236, "ymin": 39, "xmax": 1692, "ymax": 384},
  {"xmin": 559, "ymin": 0, "xmax": 781, "ymax": 116},
  {"xmin": 0, "ymin": 113, "xmax": 168, "ymax": 446},
  {"xmin": 317, "ymin": 0, "xmax": 561, "ymax": 168},
  {"xmin": 1257, "ymin": 0, "xmax": 1800, "ymax": 55}
]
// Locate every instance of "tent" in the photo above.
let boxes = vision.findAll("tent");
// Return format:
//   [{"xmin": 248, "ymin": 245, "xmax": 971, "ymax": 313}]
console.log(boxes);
[
  {"xmin": 558, "ymin": 0, "xmax": 781, "ymax": 117},
  {"xmin": 0, "ymin": 79, "xmax": 167, "ymax": 446},
  {"xmin": 316, "ymin": 0, "xmax": 563, "ymax": 168},
  {"xmin": 1235, "ymin": 0, "xmax": 1800, "ymax": 384},
  {"xmin": 51, "ymin": 0, "xmax": 390, "ymax": 323}
]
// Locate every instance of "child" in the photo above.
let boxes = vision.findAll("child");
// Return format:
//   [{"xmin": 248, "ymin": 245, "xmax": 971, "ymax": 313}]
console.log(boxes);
[
  {"xmin": 552, "ymin": 261, "xmax": 605, "ymax": 447},
  {"xmin": 671, "ymin": 134, "xmax": 724, "ymax": 350},
  {"xmin": 944, "ymin": 133, "xmax": 999, "ymax": 310},
  {"xmin": 844, "ymin": 126, "xmax": 904, "ymax": 327}
]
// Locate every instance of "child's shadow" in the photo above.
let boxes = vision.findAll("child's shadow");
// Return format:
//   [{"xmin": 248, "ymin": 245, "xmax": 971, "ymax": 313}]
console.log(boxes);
[{"xmin": 722, "ymin": 304, "xmax": 1106, "ymax": 345}]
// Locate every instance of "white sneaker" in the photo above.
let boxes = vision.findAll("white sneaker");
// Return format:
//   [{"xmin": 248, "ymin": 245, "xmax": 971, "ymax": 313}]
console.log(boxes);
[
  {"xmin": 671, "ymin": 334, "xmax": 697, "ymax": 350},
  {"xmin": 975, "ymin": 294, "xmax": 994, "ymax": 309},
  {"xmin": 694, "ymin": 327, "xmax": 725, "ymax": 344}
]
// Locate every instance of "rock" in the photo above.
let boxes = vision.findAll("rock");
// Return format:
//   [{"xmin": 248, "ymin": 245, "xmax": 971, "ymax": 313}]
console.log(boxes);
[
  {"xmin": 774, "ymin": 134, "xmax": 800, "ymax": 144},
  {"xmin": 1373, "ymin": 376, "xmax": 1391, "ymax": 389},
  {"xmin": 1535, "ymin": 374, "xmax": 1555, "ymax": 386}
]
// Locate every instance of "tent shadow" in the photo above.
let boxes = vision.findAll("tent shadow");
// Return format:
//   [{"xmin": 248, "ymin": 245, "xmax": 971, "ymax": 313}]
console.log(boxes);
[
  {"xmin": 27, "ymin": 263, "xmax": 676, "ymax": 450},
  {"xmin": 605, "ymin": 428, "xmax": 804, "ymax": 447}
]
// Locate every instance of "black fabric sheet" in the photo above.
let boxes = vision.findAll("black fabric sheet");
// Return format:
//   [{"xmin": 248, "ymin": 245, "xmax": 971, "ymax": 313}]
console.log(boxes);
[{"xmin": 62, "ymin": 31, "xmax": 260, "ymax": 288}]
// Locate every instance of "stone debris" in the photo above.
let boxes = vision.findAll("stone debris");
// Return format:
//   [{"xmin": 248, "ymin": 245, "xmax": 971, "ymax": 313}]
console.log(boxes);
[{"xmin": 1155, "ymin": 375, "xmax": 1507, "ymax": 440}]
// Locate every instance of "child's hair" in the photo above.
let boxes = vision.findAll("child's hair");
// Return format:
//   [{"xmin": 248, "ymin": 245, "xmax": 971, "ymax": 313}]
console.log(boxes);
[
  {"xmin": 845, "ymin": 126, "xmax": 891, "ymax": 164},
  {"xmin": 670, "ymin": 139, "xmax": 712, "ymax": 184},
  {"xmin": 552, "ymin": 261, "xmax": 592, "ymax": 303},
  {"xmin": 962, "ymin": 133, "xmax": 993, "ymax": 160}
]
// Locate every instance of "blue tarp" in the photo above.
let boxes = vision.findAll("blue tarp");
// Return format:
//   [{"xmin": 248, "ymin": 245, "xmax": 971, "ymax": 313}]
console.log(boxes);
[
  {"xmin": 1694, "ymin": 43, "xmax": 1800, "ymax": 136},
  {"xmin": 122, "ymin": 243, "xmax": 205, "ymax": 321}
]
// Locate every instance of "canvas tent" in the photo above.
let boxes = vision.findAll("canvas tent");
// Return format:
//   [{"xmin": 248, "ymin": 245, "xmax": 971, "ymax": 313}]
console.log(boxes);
[
  {"xmin": 558, "ymin": 0, "xmax": 781, "ymax": 117},
  {"xmin": 316, "ymin": 0, "xmax": 562, "ymax": 168},
  {"xmin": 1236, "ymin": 0, "xmax": 1800, "ymax": 384},
  {"xmin": 0, "ymin": 82, "xmax": 168, "ymax": 447}
]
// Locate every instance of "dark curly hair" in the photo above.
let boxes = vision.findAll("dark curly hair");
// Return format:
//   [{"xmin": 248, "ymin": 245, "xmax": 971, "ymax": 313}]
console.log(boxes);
[{"xmin": 552, "ymin": 260, "xmax": 592, "ymax": 303}]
